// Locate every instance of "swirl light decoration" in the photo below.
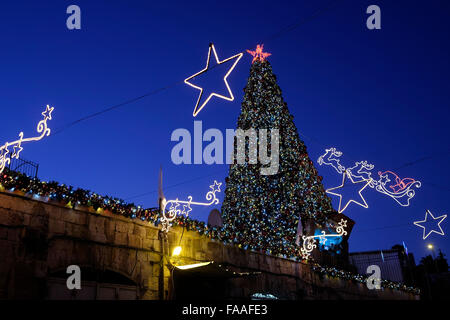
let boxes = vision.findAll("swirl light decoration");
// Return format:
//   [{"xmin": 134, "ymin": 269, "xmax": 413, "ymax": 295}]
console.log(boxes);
[
  {"xmin": 0, "ymin": 105, "xmax": 54, "ymax": 174},
  {"xmin": 160, "ymin": 180, "xmax": 222, "ymax": 232},
  {"xmin": 317, "ymin": 147, "xmax": 421, "ymax": 211},
  {"xmin": 300, "ymin": 219, "xmax": 348, "ymax": 260}
]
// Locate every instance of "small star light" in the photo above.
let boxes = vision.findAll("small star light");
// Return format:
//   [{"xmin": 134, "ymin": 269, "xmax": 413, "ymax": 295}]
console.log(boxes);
[
  {"xmin": 182, "ymin": 202, "xmax": 193, "ymax": 216},
  {"xmin": 326, "ymin": 171, "xmax": 371, "ymax": 213},
  {"xmin": 0, "ymin": 105, "xmax": 54, "ymax": 175},
  {"xmin": 11, "ymin": 132, "xmax": 24, "ymax": 159},
  {"xmin": 414, "ymin": 210, "xmax": 447, "ymax": 240},
  {"xmin": 247, "ymin": 44, "xmax": 271, "ymax": 63},
  {"xmin": 41, "ymin": 105, "xmax": 54, "ymax": 121},
  {"xmin": 210, "ymin": 180, "xmax": 222, "ymax": 193},
  {"xmin": 185, "ymin": 43, "xmax": 243, "ymax": 117}
]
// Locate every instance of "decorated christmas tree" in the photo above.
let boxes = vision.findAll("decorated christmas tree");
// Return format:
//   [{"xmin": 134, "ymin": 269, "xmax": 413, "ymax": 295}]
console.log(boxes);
[{"xmin": 221, "ymin": 45, "xmax": 336, "ymax": 259}]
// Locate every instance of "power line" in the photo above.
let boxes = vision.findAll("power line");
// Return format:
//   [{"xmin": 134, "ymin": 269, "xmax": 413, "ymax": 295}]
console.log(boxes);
[
  {"xmin": 262, "ymin": 0, "xmax": 347, "ymax": 43},
  {"xmin": 124, "ymin": 168, "xmax": 228, "ymax": 201},
  {"xmin": 352, "ymin": 223, "xmax": 411, "ymax": 233},
  {"xmin": 51, "ymin": 80, "xmax": 183, "ymax": 136},
  {"xmin": 49, "ymin": 0, "xmax": 348, "ymax": 136}
]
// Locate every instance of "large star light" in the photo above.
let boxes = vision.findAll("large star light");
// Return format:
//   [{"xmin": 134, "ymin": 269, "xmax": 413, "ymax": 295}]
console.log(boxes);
[
  {"xmin": 326, "ymin": 171, "xmax": 371, "ymax": 213},
  {"xmin": 414, "ymin": 210, "xmax": 447, "ymax": 240},
  {"xmin": 185, "ymin": 43, "xmax": 243, "ymax": 117}
]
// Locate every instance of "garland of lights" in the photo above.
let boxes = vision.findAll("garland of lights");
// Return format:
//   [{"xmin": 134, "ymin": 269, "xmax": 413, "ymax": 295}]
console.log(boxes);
[
  {"xmin": 160, "ymin": 180, "xmax": 222, "ymax": 232},
  {"xmin": 318, "ymin": 147, "xmax": 421, "ymax": 212},
  {"xmin": 0, "ymin": 170, "xmax": 419, "ymax": 295},
  {"xmin": 0, "ymin": 105, "xmax": 54, "ymax": 174},
  {"xmin": 300, "ymin": 219, "xmax": 348, "ymax": 259},
  {"xmin": 311, "ymin": 265, "xmax": 420, "ymax": 295}
]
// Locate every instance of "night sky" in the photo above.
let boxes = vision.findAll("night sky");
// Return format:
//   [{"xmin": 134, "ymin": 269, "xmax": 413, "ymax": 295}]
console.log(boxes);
[{"xmin": 1, "ymin": 0, "xmax": 449, "ymax": 264}]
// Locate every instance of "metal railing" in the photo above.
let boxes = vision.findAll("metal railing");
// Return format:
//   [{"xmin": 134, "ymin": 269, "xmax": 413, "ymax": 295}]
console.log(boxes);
[{"xmin": 7, "ymin": 157, "xmax": 39, "ymax": 178}]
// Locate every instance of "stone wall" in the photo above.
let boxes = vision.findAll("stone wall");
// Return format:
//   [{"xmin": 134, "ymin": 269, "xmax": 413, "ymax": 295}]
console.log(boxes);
[{"xmin": 0, "ymin": 191, "xmax": 417, "ymax": 300}]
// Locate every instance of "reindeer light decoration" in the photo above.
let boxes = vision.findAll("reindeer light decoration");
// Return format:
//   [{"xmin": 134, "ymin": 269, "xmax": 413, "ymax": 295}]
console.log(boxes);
[{"xmin": 318, "ymin": 147, "xmax": 421, "ymax": 212}]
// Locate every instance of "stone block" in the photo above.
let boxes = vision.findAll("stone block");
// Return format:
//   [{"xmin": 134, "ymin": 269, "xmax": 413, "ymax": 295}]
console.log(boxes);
[
  {"xmin": 133, "ymin": 225, "xmax": 146, "ymax": 238},
  {"xmin": 115, "ymin": 221, "xmax": 129, "ymax": 233},
  {"xmin": 114, "ymin": 232, "xmax": 128, "ymax": 246},
  {"xmin": 104, "ymin": 219, "xmax": 116, "ymax": 242},
  {"xmin": 128, "ymin": 234, "xmax": 142, "ymax": 248},
  {"xmin": 146, "ymin": 227, "xmax": 159, "ymax": 240},
  {"xmin": 148, "ymin": 252, "xmax": 161, "ymax": 262},
  {"xmin": 0, "ymin": 228, "xmax": 7, "ymax": 240},
  {"xmin": 48, "ymin": 218, "xmax": 65, "ymax": 235}
]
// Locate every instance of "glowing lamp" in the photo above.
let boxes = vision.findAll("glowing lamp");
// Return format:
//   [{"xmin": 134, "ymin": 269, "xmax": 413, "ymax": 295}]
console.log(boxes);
[{"xmin": 172, "ymin": 246, "xmax": 182, "ymax": 257}]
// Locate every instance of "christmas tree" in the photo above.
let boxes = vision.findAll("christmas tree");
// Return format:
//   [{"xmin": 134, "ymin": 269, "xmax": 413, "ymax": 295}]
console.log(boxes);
[{"xmin": 221, "ymin": 46, "xmax": 336, "ymax": 259}]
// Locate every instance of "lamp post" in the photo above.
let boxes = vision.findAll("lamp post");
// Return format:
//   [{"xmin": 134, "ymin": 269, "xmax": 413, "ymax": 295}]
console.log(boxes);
[{"xmin": 427, "ymin": 244, "xmax": 439, "ymax": 273}]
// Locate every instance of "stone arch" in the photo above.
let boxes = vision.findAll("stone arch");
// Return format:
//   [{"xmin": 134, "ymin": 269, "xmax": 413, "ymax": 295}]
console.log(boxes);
[
  {"xmin": 46, "ymin": 237, "xmax": 146, "ymax": 288},
  {"xmin": 46, "ymin": 265, "xmax": 140, "ymax": 300}
]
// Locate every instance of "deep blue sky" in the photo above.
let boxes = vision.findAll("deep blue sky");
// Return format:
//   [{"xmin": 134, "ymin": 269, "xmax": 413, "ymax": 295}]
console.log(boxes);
[{"xmin": 1, "ymin": 0, "xmax": 449, "ymax": 264}]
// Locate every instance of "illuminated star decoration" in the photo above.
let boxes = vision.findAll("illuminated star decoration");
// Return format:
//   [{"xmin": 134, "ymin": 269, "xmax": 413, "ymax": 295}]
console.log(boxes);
[
  {"xmin": 41, "ymin": 104, "xmax": 54, "ymax": 121},
  {"xmin": 247, "ymin": 44, "xmax": 271, "ymax": 63},
  {"xmin": 210, "ymin": 180, "xmax": 222, "ymax": 193},
  {"xmin": 413, "ymin": 210, "xmax": 447, "ymax": 240},
  {"xmin": 160, "ymin": 180, "xmax": 222, "ymax": 232},
  {"xmin": 185, "ymin": 43, "xmax": 243, "ymax": 117},
  {"xmin": 0, "ymin": 105, "xmax": 54, "ymax": 175},
  {"xmin": 326, "ymin": 171, "xmax": 371, "ymax": 213}
]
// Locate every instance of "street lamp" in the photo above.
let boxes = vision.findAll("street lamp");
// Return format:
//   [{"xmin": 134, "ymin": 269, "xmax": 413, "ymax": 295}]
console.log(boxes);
[
  {"xmin": 427, "ymin": 244, "xmax": 437, "ymax": 259},
  {"xmin": 427, "ymin": 243, "xmax": 439, "ymax": 274},
  {"xmin": 172, "ymin": 246, "xmax": 182, "ymax": 257}
]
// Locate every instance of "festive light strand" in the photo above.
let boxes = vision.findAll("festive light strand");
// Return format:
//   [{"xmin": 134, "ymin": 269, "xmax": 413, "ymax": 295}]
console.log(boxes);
[
  {"xmin": 0, "ymin": 105, "xmax": 54, "ymax": 174},
  {"xmin": 300, "ymin": 219, "xmax": 348, "ymax": 260},
  {"xmin": 318, "ymin": 147, "xmax": 421, "ymax": 210},
  {"xmin": 185, "ymin": 43, "xmax": 243, "ymax": 117},
  {"xmin": 160, "ymin": 180, "xmax": 222, "ymax": 232},
  {"xmin": 413, "ymin": 210, "xmax": 447, "ymax": 240}
]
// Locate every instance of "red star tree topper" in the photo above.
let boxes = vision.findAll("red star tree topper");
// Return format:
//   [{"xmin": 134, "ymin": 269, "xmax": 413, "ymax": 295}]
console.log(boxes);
[{"xmin": 247, "ymin": 44, "xmax": 271, "ymax": 63}]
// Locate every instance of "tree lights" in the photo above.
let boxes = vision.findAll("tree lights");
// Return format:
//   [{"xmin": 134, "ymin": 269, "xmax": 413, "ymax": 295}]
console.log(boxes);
[{"xmin": 220, "ymin": 53, "xmax": 336, "ymax": 259}]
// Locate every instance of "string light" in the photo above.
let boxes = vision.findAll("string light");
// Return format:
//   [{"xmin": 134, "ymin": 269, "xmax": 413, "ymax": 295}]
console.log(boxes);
[
  {"xmin": 160, "ymin": 180, "xmax": 222, "ymax": 232},
  {"xmin": 413, "ymin": 210, "xmax": 447, "ymax": 240},
  {"xmin": 185, "ymin": 43, "xmax": 243, "ymax": 117},
  {"xmin": 0, "ymin": 105, "xmax": 54, "ymax": 174}
]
